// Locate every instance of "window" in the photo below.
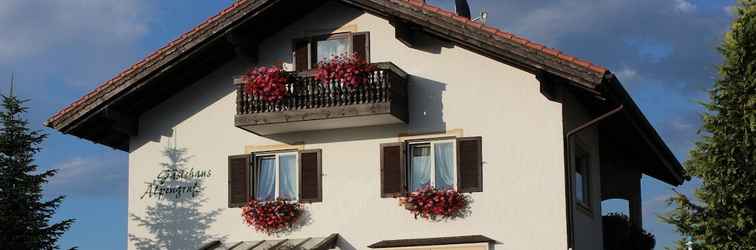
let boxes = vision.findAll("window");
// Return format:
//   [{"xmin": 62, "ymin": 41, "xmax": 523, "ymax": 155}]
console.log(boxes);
[
  {"xmin": 315, "ymin": 35, "xmax": 349, "ymax": 64},
  {"xmin": 574, "ymin": 144, "xmax": 591, "ymax": 209},
  {"xmin": 293, "ymin": 32, "xmax": 370, "ymax": 71},
  {"xmin": 227, "ymin": 150, "xmax": 322, "ymax": 208},
  {"xmin": 408, "ymin": 140, "xmax": 457, "ymax": 191},
  {"xmin": 253, "ymin": 152, "xmax": 299, "ymax": 201},
  {"xmin": 380, "ymin": 137, "xmax": 482, "ymax": 198}
]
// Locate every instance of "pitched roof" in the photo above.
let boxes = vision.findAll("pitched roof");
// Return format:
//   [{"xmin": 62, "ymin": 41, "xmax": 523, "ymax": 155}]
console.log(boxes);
[
  {"xmin": 44, "ymin": 0, "xmax": 608, "ymax": 129},
  {"xmin": 42, "ymin": 0, "xmax": 683, "ymax": 185}
]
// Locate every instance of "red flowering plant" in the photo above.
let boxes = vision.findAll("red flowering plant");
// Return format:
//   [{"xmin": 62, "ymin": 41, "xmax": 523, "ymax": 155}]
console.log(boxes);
[
  {"xmin": 398, "ymin": 186, "xmax": 471, "ymax": 221},
  {"xmin": 243, "ymin": 66, "xmax": 293, "ymax": 103},
  {"xmin": 314, "ymin": 52, "xmax": 376, "ymax": 88},
  {"xmin": 241, "ymin": 199, "xmax": 303, "ymax": 234}
]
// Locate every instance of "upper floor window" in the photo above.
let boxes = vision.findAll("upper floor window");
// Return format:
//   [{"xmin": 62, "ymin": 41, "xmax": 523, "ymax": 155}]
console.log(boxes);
[
  {"xmin": 408, "ymin": 140, "xmax": 456, "ymax": 191},
  {"xmin": 380, "ymin": 137, "xmax": 482, "ymax": 197},
  {"xmin": 293, "ymin": 32, "xmax": 370, "ymax": 71},
  {"xmin": 574, "ymin": 144, "xmax": 591, "ymax": 210}
]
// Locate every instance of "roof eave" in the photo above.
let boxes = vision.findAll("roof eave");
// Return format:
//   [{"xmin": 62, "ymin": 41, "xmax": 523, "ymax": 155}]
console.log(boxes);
[{"xmin": 602, "ymin": 74, "xmax": 686, "ymax": 186}]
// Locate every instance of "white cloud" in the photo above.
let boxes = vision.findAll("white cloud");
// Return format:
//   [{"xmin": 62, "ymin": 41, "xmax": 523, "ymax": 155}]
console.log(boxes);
[
  {"xmin": 617, "ymin": 67, "xmax": 639, "ymax": 81},
  {"xmin": 0, "ymin": 0, "xmax": 150, "ymax": 64},
  {"xmin": 674, "ymin": 0, "xmax": 696, "ymax": 13},
  {"xmin": 46, "ymin": 153, "xmax": 128, "ymax": 198}
]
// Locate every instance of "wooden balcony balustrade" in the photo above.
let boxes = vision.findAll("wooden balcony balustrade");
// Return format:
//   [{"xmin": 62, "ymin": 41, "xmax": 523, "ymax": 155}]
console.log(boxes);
[{"xmin": 234, "ymin": 62, "xmax": 409, "ymax": 135}]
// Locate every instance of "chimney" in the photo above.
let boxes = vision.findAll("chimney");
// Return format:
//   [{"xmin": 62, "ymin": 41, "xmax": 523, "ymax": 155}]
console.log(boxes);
[
  {"xmin": 409, "ymin": 0, "xmax": 471, "ymax": 19},
  {"xmin": 455, "ymin": 0, "xmax": 472, "ymax": 19}
]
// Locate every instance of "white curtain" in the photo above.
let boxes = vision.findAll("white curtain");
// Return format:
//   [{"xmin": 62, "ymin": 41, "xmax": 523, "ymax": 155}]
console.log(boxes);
[
  {"xmin": 434, "ymin": 142, "xmax": 455, "ymax": 190},
  {"xmin": 278, "ymin": 154, "xmax": 298, "ymax": 200},
  {"xmin": 410, "ymin": 145, "xmax": 431, "ymax": 191},
  {"xmin": 256, "ymin": 157, "xmax": 275, "ymax": 201}
]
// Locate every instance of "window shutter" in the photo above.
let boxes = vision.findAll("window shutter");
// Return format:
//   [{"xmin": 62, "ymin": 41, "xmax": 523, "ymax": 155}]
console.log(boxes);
[
  {"xmin": 299, "ymin": 149, "xmax": 322, "ymax": 202},
  {"xmin": 457, "ymin": 137, "xmax": 483, "ymax": 193},
  {"xmin": 381, "ymin": 142, "xmax": 406, "ymax": 197},
  {"xmin": 352, "ymin": 32, "xmax": 370, "ymax": 63},
  {"xmin": 228, "ymin": 155, "xmax": 250, "ymax": 208},
  {"xmin": 294, "ymin": 40, "xmax": 309, "ymax": 71}
]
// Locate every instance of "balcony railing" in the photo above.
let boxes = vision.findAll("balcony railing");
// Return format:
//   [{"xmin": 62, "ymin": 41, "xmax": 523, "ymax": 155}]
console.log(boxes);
[{"xmin": 234, "ymin": 62, "xmax": 408, "ymax": 135}]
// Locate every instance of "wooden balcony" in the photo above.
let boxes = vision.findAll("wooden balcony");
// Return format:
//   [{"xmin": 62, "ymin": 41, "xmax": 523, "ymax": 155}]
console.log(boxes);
[{"xmin": 234, "ymin": 62, "xmax": 409, "ymax": 135}]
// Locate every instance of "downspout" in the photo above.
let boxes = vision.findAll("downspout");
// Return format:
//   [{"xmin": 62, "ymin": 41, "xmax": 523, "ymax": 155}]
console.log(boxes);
[{"xmin": 564, "ymin": 104, "xmax": 624, "ymax": 249}]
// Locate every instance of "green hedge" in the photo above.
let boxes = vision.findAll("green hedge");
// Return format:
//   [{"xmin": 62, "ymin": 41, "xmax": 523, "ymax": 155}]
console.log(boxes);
[{"xmin": 602, "ymin": 213, "xmax": 656, "ymax": 250}]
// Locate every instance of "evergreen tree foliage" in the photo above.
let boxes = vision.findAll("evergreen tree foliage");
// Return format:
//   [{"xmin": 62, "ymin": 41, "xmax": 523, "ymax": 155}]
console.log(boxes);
[
  {"xmin": 663, "ymin": 1, "xmax": 756, "ymax": 248},
  {"xmin": 0, "ymin": 92, "xmax": 74, "ymax": 249}
]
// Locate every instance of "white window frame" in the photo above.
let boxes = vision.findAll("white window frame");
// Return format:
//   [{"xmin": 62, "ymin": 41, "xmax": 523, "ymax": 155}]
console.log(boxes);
[
  {"xmin": 252, "ymin": 151, "xmax": 299, "ymax": 201},
  {"xmin": 407, "ymin": 139, "xmax": 458, "ymax": 190}
]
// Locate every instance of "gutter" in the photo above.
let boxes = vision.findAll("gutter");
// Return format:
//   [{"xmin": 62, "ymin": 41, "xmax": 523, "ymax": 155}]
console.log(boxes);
[{"xmin": 564, "ymin": 104, "xmax": 624, "ymax": 249}]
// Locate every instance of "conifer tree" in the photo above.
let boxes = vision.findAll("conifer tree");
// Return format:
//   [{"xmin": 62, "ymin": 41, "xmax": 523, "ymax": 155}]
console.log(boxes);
[
  {"xmin": 0, "ymin": 89, "xmax": 74, "ymax": 249},
  {"xmin": 663, "ymin": 1, "xmax": 756, "ymax": 248}
]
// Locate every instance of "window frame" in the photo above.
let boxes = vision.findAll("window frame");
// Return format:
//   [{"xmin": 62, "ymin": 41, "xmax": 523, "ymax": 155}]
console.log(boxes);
[
  {"xmin": 293, "ymin": 32, "xmax": 354, "ymax": 71},
  {"xmin": 251, "ymin": 151, "xmax": 300, "ymax": 202},
  {"xmin": 572, "ymin": 141, "xmax": 592, "ymax": 213},
  {"xmin": 406, "ymin": 138, "xmax": 458, "ymax": 191}
]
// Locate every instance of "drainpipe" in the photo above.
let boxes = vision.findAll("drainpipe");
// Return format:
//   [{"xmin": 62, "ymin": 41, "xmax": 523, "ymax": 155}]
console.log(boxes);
[{"xmin": 564, "ymin": 104, "xmax": 624, "ymax": 249}]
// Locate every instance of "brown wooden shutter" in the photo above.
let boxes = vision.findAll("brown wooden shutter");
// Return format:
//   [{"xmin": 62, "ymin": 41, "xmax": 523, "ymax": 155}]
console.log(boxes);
[
  {"xmin": 299, "ymin": 149, "xmax": 322, "ymax": 202},
  {"xmin": 457, "ymin": 137, "xmax": 483, "ymax": 193},
  {"xmin": 381, "ymin": 142, "xmax": 406, "ymax": 197},
  {"xmin": 294, "ymin": 40, "xmax": 309, "ymax": 71},
  {"xmin": 228, "ymin": 154, "xmax": 250, "ymax": 208},
  {"xmin": 352, "ymin": 32, "xmax": 370, "ymax": 63}
]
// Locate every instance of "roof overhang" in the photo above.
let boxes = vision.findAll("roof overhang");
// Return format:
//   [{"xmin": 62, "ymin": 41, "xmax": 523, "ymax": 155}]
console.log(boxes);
[
  {"xmin": 43, "ymin": 0, "xmax": 685, "ymax": 185},
  {"xmin": 368, "ymin": 235, "xmax": 496, "ymax": 248},
  {"xmin": 200, "ymin": 233, "xmax": 339, "ymax": 250},
  {"xmin": 601, "ymin": 74, "xmax": 686, "ymax": 185}
]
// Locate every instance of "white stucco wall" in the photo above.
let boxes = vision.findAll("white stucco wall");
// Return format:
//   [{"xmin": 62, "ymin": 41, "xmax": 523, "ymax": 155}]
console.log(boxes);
[{"xmin": 128, "ymin": 2, "xmax": 567, "ymax": 250}]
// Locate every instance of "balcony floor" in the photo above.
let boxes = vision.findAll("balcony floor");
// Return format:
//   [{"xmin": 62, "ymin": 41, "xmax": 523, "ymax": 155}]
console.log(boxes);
[{"xmin": 235, "ymin": 102, "xmax": 407, "ymax": 135}]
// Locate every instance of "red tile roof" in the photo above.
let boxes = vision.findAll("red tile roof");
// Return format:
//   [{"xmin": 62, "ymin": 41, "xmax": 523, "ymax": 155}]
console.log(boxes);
[
  {"xmin": 46, "ymin": 0, "xmax": 609, "ymax": 128},
  {"xmin": 402, "ymin": 0, "xmax": 607, "ymax": 74}
]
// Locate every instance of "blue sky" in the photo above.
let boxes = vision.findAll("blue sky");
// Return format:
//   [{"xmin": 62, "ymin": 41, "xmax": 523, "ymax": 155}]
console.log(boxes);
[{"xmin": 0, "ymin": 0, "xmax": 733, "ymax": 249}]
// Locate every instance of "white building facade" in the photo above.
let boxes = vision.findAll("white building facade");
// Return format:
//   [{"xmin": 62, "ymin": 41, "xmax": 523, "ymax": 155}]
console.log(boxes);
[{"xmin": 46, "ymin": 1, "xmax": 685, "ymax": 249}]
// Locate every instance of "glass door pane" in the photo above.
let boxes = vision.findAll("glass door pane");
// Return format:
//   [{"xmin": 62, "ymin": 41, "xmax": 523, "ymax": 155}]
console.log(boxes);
[{"xmin": 316, "ymin": 38, "xmax": 348, "ymax": 63}]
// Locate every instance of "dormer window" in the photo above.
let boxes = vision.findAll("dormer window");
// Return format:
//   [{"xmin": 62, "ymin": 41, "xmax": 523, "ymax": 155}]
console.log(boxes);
[{"xmin": 293, "ymin": 32, "xmax": 370, "ymax": 71}]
